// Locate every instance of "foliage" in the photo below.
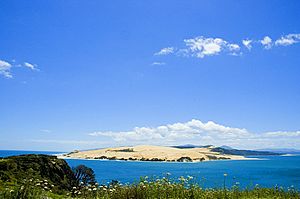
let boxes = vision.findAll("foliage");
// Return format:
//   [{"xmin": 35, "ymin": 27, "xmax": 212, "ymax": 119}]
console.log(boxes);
[
  {"xmin": 72, "ymin": 164, "xmax": 96, "ymax": 186},
  {"xmin": 0, "ymin": 154, "xmax": 77, "ymax": 192},
  {"xmin": 0, "ymin": 175, "xmax": 299, "ymax": 199}
]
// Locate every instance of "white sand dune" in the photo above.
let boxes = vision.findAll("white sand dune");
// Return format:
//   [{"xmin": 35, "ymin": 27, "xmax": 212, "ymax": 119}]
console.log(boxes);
[{"xmin": 59, "ymin": 145, "xmax": 246, "ymax": 162}]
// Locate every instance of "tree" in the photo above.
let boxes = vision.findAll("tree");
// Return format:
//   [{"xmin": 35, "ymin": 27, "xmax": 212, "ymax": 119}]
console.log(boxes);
[{"xmin": 72, "ymin": 165, "xmax": 96, "ymax": 186}]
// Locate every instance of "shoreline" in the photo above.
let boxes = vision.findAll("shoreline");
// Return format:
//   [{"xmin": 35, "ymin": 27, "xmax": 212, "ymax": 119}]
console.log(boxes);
[{"xmin": 58, "ymin": 155, "xmax": 259, "ymax": 163}]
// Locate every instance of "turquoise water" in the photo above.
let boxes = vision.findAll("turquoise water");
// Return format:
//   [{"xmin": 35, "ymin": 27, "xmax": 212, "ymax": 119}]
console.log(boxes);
[{"xmin": 1, "ymin": 150, "xmax": 299, "ymax": 189}]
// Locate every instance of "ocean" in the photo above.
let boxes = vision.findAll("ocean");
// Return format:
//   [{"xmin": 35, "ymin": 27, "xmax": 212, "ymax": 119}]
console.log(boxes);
[{"xmin": 1, "ymin": 150, "xmax": 299, "ymax": 190}]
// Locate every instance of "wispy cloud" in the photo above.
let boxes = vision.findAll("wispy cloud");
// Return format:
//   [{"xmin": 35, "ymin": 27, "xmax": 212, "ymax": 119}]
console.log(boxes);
[
  {"xmin": 154, "ymin": 47, "xmax": 174, "ymax": 56},
  {"xmin": 30, "ymin": 139, "xmax": 105, "ymax": 145},
  {"xmin": 40, "ymin": 129, "xmax": 52, "ymax": 133},
  {"xmin": 263, "ymin": 131, "xmax": 300, "ymax": 137},
  {"xmin": 0, "ymin": 60, "xmax": 12, "ymax": 78},
  {"xmin": 24, "ymin": 62, "xmax": 38, "ymax": 70},
  {"xmin": 181, "ymin": 37, "xmax": 241, "ymax": 58},
  {"xmin": 151, "ymin": 62, "xmax": 166, "ymax": 66},
  {"xmin": 154, "ymin": 33, "xmax": 300, "ymax": 60},
  {"xmin": 242, "ymin": 39, "xmax": 252, "ymax": 50},
  {"xmin": 0, "ymin": 59, "xmax": 38, "ymax": 78},
  {"xmin": 260, "ymin": 36, "xmax": 272, "ymax": 49},
  {"xmin": 275, "ymin": 34, "xmax": 300, "ymax": 46},
  {"xmin": 89, "ymin": 119, "xmax": 300, "ymax": 149}
]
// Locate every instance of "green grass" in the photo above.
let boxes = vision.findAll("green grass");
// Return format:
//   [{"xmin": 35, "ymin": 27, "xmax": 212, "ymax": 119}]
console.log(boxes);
[{"xmin": 1, "ymin": 176, "xmax": 299, "ymax": 199}]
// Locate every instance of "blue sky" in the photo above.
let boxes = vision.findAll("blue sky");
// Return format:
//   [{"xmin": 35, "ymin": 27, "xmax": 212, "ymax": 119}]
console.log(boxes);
[{"xmin": 1, "ymin": 0, "xmax": 300, "ymax": 151}]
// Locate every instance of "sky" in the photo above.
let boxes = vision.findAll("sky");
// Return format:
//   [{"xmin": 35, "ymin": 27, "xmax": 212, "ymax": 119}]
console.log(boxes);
[{"xmin": 1, "ymin": 0, "xmax": 300, "ymax": 151}]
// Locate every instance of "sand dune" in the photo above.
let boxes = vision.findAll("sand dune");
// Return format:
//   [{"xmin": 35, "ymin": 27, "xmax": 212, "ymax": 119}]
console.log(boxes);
[{"xmin": 60, "ymin": 145, "xmax": 246, "ymax": 162}]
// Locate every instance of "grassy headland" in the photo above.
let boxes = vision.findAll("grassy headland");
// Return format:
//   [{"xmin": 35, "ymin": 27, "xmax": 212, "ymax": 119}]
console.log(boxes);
[{"xmin": 0, "ymin": 154, "xmax": 299, "ymax": 199}]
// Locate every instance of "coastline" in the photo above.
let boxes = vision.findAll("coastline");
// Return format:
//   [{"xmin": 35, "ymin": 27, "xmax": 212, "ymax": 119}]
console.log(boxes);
[{"xmin": 58, "ymin": 155, "xmax": 258, "ymax": 163}]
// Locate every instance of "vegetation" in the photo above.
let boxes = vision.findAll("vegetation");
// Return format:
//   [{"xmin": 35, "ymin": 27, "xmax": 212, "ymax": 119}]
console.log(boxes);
[
  {"xmin": 1, "ymin": 175, "xmax": 299, "ymax": 199},
  {"xmin": 112, "ymin": 148, "xmax": 135, "ymax": 152},
  {"xmin": 73, "ymin": 164, "xmax": 96, "ymax": 186},
  {"xmin": 0, "ymin": 154, "xmax": 76, "ymax": 192},
  {"xmin": 0, "ymin": 154, "xmax": 299, "ymax": 198}
]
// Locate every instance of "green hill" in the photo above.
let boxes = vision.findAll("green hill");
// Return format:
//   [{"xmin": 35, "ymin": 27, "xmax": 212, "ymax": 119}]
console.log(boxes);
[{"xmin": 0, "ymin": 154, "xmax": 76, "ymax": 191}]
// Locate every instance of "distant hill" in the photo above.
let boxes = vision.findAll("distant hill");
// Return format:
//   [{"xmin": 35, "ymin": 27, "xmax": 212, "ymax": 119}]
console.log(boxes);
[
  {"xmin": 173, "ymin": 145, "xmax": 281, "ymax": 156},
  {"xmin": 219, "ymin": 145, "xmax": 234, "ymax": 150},
  {"xmin": 257, "ymin": 148, "xmax": 300, "ymax": 154},
  {"xmin": 211, "ymin": 147, "xmax": 281, "ymax": 156}
]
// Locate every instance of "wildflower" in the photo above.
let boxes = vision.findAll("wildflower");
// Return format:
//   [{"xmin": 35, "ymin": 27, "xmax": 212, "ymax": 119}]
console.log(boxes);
[
  {"xmin": 224, "ymin": 173, "xmax": 228, "ymax": 177},
  {"xmin": 10, "ymin": 190, "xmax": 14, "ymax": 193},
  {"xmin": 93, "ymin": 187, "xmax": 97, "ymax": 191},
  {"xmin": 78, "ymin": 191, "xmax": 81, "ymax": 195},
  {"xmin": 36, "ymin": 183, "xmax": 41, "ymax": 186},
  {"xmin": 187, "ymin": 175, "xmax": 193, "ymax": 180},
  {"xmin": 51, "ymin": 184, "xmax": 54, "ymax": 187},
  {"xmin": 72, "ymin": 186, "xmax": 77, "ymax": 189}
]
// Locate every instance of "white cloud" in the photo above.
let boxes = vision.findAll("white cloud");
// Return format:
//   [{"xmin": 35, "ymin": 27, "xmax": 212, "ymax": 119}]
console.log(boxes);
[
  {"xmin": 24, "ymin": 62, "xmax": 38, "ymax": 70},
  {"xmin": 151, "ymin": 62, "xmax": 166, "ymax": 66},
  {"xmin": 260, "ymin": 36, "xmax": 272, "ymax": 49},
  {"xmin": 88, "ymin": 119, "xmax": 300, "ymax": 149},
  {"xmin": 182, "ymin": 37, "xmax": 240, "ymax": 58},
  {"xmin": 40, "ymin": 129, "xmax": 52, "ymax": 133},
  {"xmin": 242, "ymin": 39, "xmax": 252, "ymax": 50},
  {"xmin": 263, "ymin": 131, "xmax": 300, "ymax": 137},
  {"xmin": 0, "ymin": 60, "xmax": 12, "ymax": 78},
  {"xmin": 154, "ymin": 33, "xmax": 300, "ymax": 60},
  {"xmin": 0, "ymin": 59, "xmax": 39, "ymax": 79},
  {"xmin": 184, "ymin": 37, "xmax": 226, "ymax": 58},
  {"xmin": 154, "ymin": 47, "xmax": 174, "ymax": 55},
  {"xmin": 31, "ymin": 139, "xmax": 106, "ymax": 145},
  {"xmin": 275, "ymin": 34, "xmax": 300, "ymax": 46}
]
